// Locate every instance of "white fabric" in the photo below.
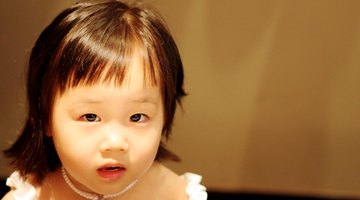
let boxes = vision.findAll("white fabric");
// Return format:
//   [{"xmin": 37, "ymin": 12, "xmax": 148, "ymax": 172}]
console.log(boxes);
[
  {"xmin": 6, "ymin": 171, "xmax": 38, "ymax": 200},
  {"xmin": 182, "ymin": 173, "xmax": 208, "ymax": 200},
  {"xmin": 6, "ymin": 171, "xmax": 207, "ymax": 200}
]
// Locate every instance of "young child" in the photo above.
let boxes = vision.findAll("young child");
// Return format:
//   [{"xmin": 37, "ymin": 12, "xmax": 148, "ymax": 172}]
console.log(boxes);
[{"xmin": 2, "ymin": 0, "xmax": 207, "ymax": 199}]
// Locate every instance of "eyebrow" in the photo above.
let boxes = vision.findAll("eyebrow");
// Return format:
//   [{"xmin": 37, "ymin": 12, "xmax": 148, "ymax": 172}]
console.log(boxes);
[
  {"xmin": 71, "ymin": 95, "xmax": 158, "ymax": 105},
  {"xmin": 67, "ymin": 100, "xmax": 102, "ymax": 111},
  {"xmin": 73, "ymin": 97, "xmax": 104, "ymax": 104},
  {"xmin": 130, "ymin": 96, "xmax": 158, "ymax": 105}
]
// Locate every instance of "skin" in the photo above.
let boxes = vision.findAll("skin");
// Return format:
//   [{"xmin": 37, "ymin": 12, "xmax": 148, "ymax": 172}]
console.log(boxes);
[
  {"xmin": 2, "ymin": 52, "xmax": 188, "ymax": 200},
  {"xmin": 49, "ymin": 53, "xmax": 167, "ymax": 197},
  {"xmin": 2, "ymin": 163, "xmax": 187, "ymax": 200}
]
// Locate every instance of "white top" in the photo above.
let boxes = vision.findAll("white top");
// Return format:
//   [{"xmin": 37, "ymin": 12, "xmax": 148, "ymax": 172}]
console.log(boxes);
[{"xmin": 6, "ymin": 171, "xmax": 207, "ymax": 200}]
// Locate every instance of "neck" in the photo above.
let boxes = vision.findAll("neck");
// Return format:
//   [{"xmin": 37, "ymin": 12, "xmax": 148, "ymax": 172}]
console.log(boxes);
[{"xmin": 61, "ymin": 166, "xmax": 136, "ymax": 200}]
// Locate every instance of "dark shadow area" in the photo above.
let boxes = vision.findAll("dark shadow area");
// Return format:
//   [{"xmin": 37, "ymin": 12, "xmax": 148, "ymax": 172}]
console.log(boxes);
[
  {"xmin": 208, "ymin": 191, "xmax": 357, "ymax": 200},
  {"xmin": 1, "ymin": 179, "xmax": 9, "ymax": 198}
]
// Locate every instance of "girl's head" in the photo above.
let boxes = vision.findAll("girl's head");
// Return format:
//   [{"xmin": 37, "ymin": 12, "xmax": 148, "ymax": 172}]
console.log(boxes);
[{"xmin": 5, "ymin": 0, "xmax": 185, "ymax": 184}]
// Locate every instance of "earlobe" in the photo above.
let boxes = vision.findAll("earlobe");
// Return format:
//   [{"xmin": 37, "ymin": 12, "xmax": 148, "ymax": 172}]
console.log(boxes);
[
  {"xmin": 45, "ymin": 126, "xmax": 53, "ymax": 137},
  {"xmin": 46, "ymin": 132, "xmax": 52, "ymax": 137}
]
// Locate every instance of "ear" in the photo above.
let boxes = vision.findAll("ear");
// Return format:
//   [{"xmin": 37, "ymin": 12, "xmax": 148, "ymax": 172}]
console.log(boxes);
[
  {"xmin": 45, "ymin": 125, "xmax": 53, "ymax": 137},
  {"xmin": 45, "ymin": 132, "xmax": 53, "ymax": 137}
]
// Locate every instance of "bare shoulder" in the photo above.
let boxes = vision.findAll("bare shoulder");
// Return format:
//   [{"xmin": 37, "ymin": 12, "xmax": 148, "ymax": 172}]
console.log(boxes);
[
  {"xmin": 1, "ymin": 190, "xmax": 15, "ymax": 200},
  {"xmin": 156, "ymin": 163, "xmax": 188, "ymax": 200}
]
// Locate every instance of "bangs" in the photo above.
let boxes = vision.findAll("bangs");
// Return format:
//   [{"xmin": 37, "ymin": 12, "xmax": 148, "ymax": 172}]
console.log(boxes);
[
  {"xmin": 51, "ymin": 8, "xmax": 160, "ymax": 94},
  {"xmin": 5, "ymin": 0, "xmax": 184, "ymax": 183}
]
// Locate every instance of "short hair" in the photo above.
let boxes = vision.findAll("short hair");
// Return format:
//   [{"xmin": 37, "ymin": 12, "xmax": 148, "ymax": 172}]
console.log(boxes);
[{"xmin": 4, "ymin": 0, "xmax": 185, "ymax": 183}]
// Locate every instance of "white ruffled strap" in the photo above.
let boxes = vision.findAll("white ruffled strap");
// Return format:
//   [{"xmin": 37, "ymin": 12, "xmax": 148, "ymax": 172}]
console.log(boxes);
[
  {"xmin": 182, "ymin": 172, "xmax": 208, "ymax": 200},
  {"xmin": 6, "ymin": 171, "xmax": 38, "ymax": 200}
]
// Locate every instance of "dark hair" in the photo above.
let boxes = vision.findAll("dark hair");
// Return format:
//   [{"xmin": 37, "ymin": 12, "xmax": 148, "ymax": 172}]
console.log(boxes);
[{"xmin": 4, "ymin": 0, "xmax": 185, "ymax": 183}]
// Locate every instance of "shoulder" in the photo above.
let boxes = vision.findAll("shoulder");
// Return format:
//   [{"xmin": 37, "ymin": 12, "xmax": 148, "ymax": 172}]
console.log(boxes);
[
  {"xmin": 155, "ymin": 163, "xmax": 207, "ymax": 200},
  {"xmin": 4, "ymin": 171, "xmax": 39, "ymax": 200},
  {"xmin": 1, "ymin": 190, "xmax": 15, "ymax": 200},
  {"xmin": 154, "ymin": 163, "xmax": 188, "ymax": 199}
]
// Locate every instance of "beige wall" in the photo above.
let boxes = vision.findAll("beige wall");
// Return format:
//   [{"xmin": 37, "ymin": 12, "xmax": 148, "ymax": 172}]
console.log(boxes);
[
  {"xmin": 0, "ymin": 0, "xmax": 76, "ymax": 178},
  {"xmin": 1, "ymin": 0, "xmax": 360, "ymax": 198}
]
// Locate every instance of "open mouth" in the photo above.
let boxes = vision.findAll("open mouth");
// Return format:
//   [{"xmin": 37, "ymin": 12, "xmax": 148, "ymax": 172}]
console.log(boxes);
[
  {"xmin": 99, "ymin": 166, "xmax": 124, "ymax": 171},
  {"xmin": 97, "ymin": 165, "xmax": 126, "ymax": 180}
]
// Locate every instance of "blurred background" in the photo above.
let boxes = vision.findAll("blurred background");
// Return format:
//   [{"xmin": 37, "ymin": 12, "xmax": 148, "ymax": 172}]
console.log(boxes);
[{"xmin": 1, "ymin": 0, "xmax": 360, "ymax": 199}]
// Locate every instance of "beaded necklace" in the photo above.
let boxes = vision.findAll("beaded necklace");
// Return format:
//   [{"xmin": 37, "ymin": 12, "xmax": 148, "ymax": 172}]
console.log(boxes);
[{"xmin": 61, "ymin": 166, "xmax": 136, "ymax": 200}]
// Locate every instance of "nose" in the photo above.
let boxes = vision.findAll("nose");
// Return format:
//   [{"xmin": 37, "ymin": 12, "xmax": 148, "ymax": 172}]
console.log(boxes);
[{"xmin": 99, "ymin": 125, "xmax": 129, "ymax": 153}]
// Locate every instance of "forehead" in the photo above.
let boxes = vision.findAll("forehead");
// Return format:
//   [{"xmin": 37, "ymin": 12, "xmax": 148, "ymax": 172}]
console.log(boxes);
[
  {"xmin": 98, "ymin": 48, "xmax": 158, "ymax": 87},
  {"xmin": 56, "ymin": 45, "xmax": 161, "ymax": 95},
  {"xmin": 55, "ymin": 48, "xmax": 163, "ymax": 103},
  {"xmin": 106, "ymin": 50, "xmax": 160, "ymax": 92},
  {"xmin": 59, "ymin": 48, "xmax": 161, "ymax": 96},
  {"xmin": 56, "ymin": 80, "xmax": 162, "ymax": 107}
]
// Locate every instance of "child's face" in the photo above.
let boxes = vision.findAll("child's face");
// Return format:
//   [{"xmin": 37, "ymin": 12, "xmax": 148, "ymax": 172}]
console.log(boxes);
[{"xmin": 50, "ymin": 55, "xmax": 163, "ymax": 194}]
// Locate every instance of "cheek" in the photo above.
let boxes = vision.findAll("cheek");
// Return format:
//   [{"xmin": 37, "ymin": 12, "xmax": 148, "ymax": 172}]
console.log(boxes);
[
  {"xmin": 130, "ymin": 130, "xmax": 162, "ymax": 162},
  {"xmin": 51, "ymin": 123, "xmax": 98, "ymax": 166},
  {"xmin": 130, "ymin": 110, "xmax": 164, "ymax": 160}
]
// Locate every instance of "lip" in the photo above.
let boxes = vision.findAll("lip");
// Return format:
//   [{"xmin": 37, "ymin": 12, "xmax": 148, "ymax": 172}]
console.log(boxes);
[{"xmin": 97, "ymin": 163, "xmax": 126, "ymax": 181}]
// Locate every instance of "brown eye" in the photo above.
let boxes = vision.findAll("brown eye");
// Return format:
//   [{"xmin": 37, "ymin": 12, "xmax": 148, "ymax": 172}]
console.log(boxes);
[
  {"xmin": 83, "ymin": 114, "xmax": 100, "ymax": 122},
  {"xmin": 130, "ymin": 114, "xmax": 147, "ymax": 122}
]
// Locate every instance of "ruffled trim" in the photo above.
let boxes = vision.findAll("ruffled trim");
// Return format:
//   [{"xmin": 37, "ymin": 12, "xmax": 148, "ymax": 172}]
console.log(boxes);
[
  {"xmin": 6, "ymin": 171, "xmax": 38, "ymax": 200},
  {"xmin": 182, "ymin": 172, "xmax": 208, "ymax": 200}
]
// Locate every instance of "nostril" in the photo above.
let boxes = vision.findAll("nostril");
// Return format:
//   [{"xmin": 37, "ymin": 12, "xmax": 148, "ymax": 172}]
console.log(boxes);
[{"xmin": 99, "ymin": 139, "xmax": 129, "ymax": 152}]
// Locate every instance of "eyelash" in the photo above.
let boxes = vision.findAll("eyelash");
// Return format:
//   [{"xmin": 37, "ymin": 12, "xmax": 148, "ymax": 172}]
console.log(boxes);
[
  {"xmin": 80, "ymin": 113, "xmax": 149, "ymax": 123},
  {"xmin": 82, "ymin": 113, "xmax": 100, "ymax": 122},
  {"xmin": 130, "ymin": 113, "xmax": 148, "ymax": 123}
]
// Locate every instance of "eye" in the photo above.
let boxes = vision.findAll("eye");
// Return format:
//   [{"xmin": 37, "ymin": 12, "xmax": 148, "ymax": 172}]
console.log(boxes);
[
  {"xmin": 82, "ymin": 113, "xmax": 100, "ymax": 122},
  {"xmin": 130, "ymin": 114, "xmax": 148, "ymax": 123}
]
